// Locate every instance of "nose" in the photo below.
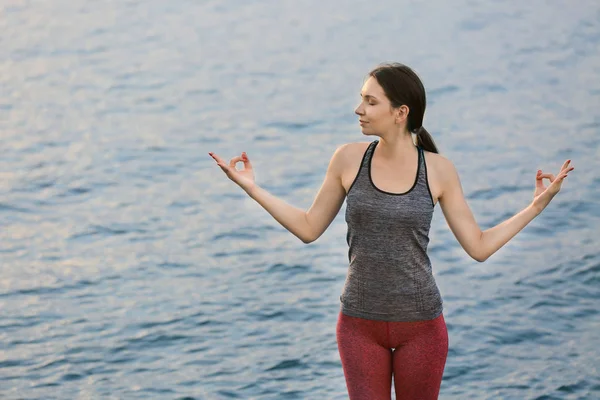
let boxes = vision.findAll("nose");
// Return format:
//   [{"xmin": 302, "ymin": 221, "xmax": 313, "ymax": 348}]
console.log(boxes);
[{"xmin": 355, "ymin": 103, "xmax": 364, "ymax": 116}]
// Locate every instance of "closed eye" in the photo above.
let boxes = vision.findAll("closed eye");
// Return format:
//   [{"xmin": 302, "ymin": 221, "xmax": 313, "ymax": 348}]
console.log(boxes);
[{"xmin": 360, "ymin": 93, "xmax": 377, "ymax": 105}]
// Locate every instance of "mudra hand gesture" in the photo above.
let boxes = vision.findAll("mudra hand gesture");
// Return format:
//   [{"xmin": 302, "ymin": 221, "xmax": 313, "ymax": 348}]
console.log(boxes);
[
  {"xmin": 532, "ymin": 159, "xmax": 575, "ymax": 212},
  {"xmin": 208, "ymin": 151, "xmax": 256, "ymax": 194}
]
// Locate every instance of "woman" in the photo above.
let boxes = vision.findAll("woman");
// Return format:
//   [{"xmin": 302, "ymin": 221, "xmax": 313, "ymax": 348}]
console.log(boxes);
[{"xmin": 208, "ymin": 63, "xmax": 574, "ymax": 399}]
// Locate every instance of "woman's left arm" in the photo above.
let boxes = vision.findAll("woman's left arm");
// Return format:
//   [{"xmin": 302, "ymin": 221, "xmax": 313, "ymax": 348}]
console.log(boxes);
[{"xmin": 438, "ymin": 157, "xmax": 574, "ymax": 262}]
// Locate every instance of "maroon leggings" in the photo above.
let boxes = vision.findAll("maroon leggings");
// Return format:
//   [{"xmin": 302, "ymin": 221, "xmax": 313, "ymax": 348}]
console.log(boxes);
[{"xmin": 336, "ymin": 311, "xmax": 448, "ymax": 400}]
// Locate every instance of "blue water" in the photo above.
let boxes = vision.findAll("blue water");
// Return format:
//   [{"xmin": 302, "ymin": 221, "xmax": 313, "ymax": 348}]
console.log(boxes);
[{"xmin": 1, "ymin": 0, "xmax": 599, "ymax": 398}]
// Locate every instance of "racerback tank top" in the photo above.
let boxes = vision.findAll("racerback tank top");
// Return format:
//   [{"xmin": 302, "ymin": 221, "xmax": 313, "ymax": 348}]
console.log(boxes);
[{"xmin": 340, "ymin": 139, "xmax": 444, "ymax": 322}]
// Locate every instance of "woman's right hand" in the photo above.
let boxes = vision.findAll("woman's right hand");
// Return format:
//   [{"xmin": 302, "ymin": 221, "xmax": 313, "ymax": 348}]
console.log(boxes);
[{"xmin": 208, "ymin": 151, "xmax": 256, "ymax": 194}]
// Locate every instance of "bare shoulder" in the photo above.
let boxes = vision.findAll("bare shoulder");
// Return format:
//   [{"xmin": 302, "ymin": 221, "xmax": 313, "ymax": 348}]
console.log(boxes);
[
  {"xmin": 325, "ymin": 142, "xmax": 366, "ymax": 181},
  {"xmin": 422, "ymin": 149, "xmax": 454, "ymax": 205},
  {"xmin": 343, "ymin": 141, "xmax": 371, "ymax": 157},
  {"xmin": 338, "ymin": 141, "xmax": 372, "ymax": 194},
  {"xmin": 423, "ymin": 149, "xmax": 452, "ymax": 173},
  {"xmin": 333, "ymin": 141, "xmax": 371, "ymax": 167},
  {"xmin": 424, "ymin": 151, "xmax": 460, "ymax": 199},
  {"xmin": 339, "ymin": 141, "xmax": 372, "ymax": 167}
]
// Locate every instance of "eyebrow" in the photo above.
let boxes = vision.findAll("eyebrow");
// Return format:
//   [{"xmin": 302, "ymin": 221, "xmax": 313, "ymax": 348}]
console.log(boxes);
[{"xmin": 360, "ymin": 94, "xmax": 378, "ymax": 100}]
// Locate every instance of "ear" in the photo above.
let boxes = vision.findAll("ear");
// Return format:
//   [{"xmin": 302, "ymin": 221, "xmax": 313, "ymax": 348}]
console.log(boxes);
[{"xmin": 395, "ymin": 105, "xmax": 410, "ymax": 124}]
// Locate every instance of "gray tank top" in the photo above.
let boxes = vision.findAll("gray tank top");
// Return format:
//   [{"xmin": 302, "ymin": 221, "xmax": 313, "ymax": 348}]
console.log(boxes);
[{"xmin": 340, "ymin": 140, "xmax": 444, "ymax": 322}]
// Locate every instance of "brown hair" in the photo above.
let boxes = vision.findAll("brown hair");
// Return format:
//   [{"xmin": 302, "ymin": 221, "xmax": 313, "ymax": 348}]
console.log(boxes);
[{"xmin": 369, "ymin": 63, "xmax": 439, "ymax": 154}]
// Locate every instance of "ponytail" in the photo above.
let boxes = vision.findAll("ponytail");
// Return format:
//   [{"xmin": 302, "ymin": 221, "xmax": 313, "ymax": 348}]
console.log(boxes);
[{"xmin": 415, "ymin": 126, "xmax": 439, "ymax": 154}]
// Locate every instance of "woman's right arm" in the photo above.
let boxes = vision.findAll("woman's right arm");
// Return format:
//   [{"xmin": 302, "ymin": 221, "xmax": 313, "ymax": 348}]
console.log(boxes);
[{"xmin": 246, "ymin": 144, "xmax": 349, "ymax": 244}]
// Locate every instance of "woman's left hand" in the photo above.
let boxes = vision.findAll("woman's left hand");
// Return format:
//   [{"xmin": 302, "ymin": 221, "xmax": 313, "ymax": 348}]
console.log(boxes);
[{"xmin": 531, "ymin": 159, "xmax": 575, "ymax": 212}]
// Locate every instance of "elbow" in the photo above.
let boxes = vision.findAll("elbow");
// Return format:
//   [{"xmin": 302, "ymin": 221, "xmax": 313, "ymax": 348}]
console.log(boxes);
[
  {"xmin": 474, "ymin": 252, "xmax": 488, "ymax": 263},
  {"xmin": 302, "ymin": 232, "xmax": 318, "ymax": 244},
  {"xmin": 302, "ymin": 214, "xmax": 316, "ymax": 244},
  {"xmin": 301, "ymin": 232, "xmax": 315, "ymax": 244},
  {"xmin": 301, "ymin": 237, "xmax": 314, "ymax": 244},
  {"xmin": 474, "ymin": 231, "xmax": 487, "ymax": 262},
  {"xmin": 469, "ymin": 245, "xmax": 487, "ymax": 262}
]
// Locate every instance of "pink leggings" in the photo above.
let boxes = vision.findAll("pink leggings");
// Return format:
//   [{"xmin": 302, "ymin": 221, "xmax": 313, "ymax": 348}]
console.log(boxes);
[{"xmin": 336, "ymin": 311, "xmax": 448, "ymax": 400}]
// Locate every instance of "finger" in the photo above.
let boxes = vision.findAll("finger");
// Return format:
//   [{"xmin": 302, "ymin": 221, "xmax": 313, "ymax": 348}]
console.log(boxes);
[
  {"xmin": 550, "ymin": 171, "xmax": 572, "ymax": 188},
  {"xmin": 229, "ymin": 156, "xmax": 244, "ymax": 169},
  {"xmin": 557, "ymin": 167, "xmax": 575, "ymax": 180},
  {"xmin": 557, "ymin": 166, "xmax": 575, "ymax": 178},
  {"xmin": 241, "ymin": 152, "xmax": 253, "ymax": 168},
  {"xmin": 559, "ymin": 159, "xmax": 571, "ymax": 172},
  {"xmin": 538, "ymin": 172, "xmax": 556, "ymax": 182},
  {"xmin": 208, "ymin": 152, "xmax": 230, "ymax": 169}
]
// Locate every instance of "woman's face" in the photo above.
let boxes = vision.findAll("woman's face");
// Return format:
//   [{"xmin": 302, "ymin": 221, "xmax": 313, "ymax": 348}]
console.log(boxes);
[{"xmin": 354, "ymin": 76, "xmax": 407, "ymax": 135}]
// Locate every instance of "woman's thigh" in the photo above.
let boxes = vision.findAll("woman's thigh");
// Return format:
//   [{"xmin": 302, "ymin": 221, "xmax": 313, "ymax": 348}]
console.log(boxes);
[
  {"xmin": 390, "ymin": 313, "xmax": 448, "ymax": 400},
  {"xmin": 336, "ymin": 312, "xmax": 393, "ymax": 400}
]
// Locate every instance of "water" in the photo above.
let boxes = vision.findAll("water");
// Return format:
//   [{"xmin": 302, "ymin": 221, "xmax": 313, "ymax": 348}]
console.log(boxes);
[{"xmin": 1, "ymin": 0, "xmax": 599, "ymax": 398}]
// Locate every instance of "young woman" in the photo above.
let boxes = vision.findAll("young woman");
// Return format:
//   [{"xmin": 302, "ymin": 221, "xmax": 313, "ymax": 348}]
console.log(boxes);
[{"xmin": 208, "ymin": 63, "xmax": 574, "ymax": 399}]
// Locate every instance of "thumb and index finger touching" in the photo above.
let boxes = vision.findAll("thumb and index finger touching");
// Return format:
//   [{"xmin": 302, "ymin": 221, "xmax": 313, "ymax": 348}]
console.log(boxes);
[
  {"xmin": 231, "ymin": 152, "xmax": 252, "ymax": 169},
  {"xmin": 536, "ymin": 159, "xmax": 574, "ymax": 186},
  {"xmin": 209, "ymin": 151, "xmax": 252, "ymax": 171}
]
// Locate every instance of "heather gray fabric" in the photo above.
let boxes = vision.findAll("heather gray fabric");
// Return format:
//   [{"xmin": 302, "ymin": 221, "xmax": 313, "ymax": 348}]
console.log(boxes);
[{"xmin": 340, "ymin": 140, "xmax": 443, "ymax": 322}]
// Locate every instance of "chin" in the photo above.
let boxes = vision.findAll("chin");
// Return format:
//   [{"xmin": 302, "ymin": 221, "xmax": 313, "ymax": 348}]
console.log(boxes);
[{"xmin": 360, "ymin": 129, "xmax": 375, "ymax": 136}]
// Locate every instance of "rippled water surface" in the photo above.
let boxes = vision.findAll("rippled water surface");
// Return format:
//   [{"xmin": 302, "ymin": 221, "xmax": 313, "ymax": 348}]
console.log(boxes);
[{"xmin": 1, "ymin": 0, "xmax": 599, "ymax": 399}]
